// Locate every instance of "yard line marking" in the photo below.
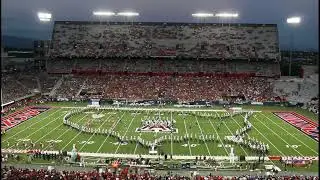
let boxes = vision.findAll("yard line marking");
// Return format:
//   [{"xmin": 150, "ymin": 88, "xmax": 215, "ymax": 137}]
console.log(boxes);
[
  {"xmin": 114, "ymin": 111, "xmax": 138, "ymax": 154},
  {"xmin": 239, "ymin": 114, "xmax": 285, "ymax": 156},
  {"xmin": 260, "ymin": 112, "xmax": 317, "ymax": 154},
  {"xmin": 133, "ymin": 110, "xmax": 150, "ymax": 154},
  {"xmin": 2, "ymin": 108, "xmax": 62, "ymax": 142},
  {"xmin": 61, "ymin": 112, "xmax": 105, "ymax": 151},
  {"xmin": 183, "ymin": 115, "xmax": 192, "ymax": 156},
  {"xmin": 170, "ymin": 111, "xmax": 173, "ymax": 156},
  {"xmin": 170, "ymin": 133, "xmax": 173, "ymax": 156},
  {"xmin": 96, "ymin": 112, "xmax": 126, "ymax": 153},
  {"xmin": 210, "ymin": 112, "xmax": 231, "ymax": 155},
  {"xmin": 195, "ymin": 116, "xmax": 212, "ymax": 156},
  {"xmin": 228, "ymin": 115, "xmax": 249, "ymax": 156},
  {"xmin": 78, "ymin": 113, "xmax": 113, "ymax": 152},
  {"xmin": 61, "ymin": 130, "xmax": 83, "ymax": 151},
  {"xmin": 133, "ymin": 132, "xmax": 142, "ymax": 155},
  {"xmin": 8, "ymin": 111, "xmax": 67, "ymax": 149},
  {"xmin": 43, "ymin": 111, "xmax": 89, "ymax": 150},
  {"xmin": 253, "ymin": 115, "xmax": 303, "ymax": 156}
]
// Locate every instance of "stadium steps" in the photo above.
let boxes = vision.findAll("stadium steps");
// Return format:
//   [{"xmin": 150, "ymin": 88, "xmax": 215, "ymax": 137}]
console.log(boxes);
[
  {"xmin": 36, "ymin": 77, "xmax": 41, "ymax": 91},
  {"xmin": 75, "ymin": 77, "xmax": 88, "ymax": 97},
  {"xmin": 49, "ymin": 76, "xmax": 64, "ymax": 97},
  {"xmin": 15, "ymin": 80, "xmax": 30, "ymax": 93}
]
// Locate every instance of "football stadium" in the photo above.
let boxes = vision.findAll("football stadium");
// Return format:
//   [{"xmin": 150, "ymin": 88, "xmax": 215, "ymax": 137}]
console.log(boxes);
[{"xmin": 1, "ymin": 1, "xmax": 319, "ymax": 179}]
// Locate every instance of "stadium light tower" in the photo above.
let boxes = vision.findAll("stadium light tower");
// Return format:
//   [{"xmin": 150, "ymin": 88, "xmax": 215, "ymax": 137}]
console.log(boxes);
[
  {"xmin": 215, "ymin": 12, "xmax": 239, "ymax": 18},
  {"xmin": 117, "ymin": 11, "xmax": 139, "ymax": 24},
  {"xmin": 117, "ymin": 12, "xmax": 139, "ymax": 17},
  {"xmin": 37, "ymin": 12, "xmax": 52, "ymax": 22},
  {"xmin": 37, "ymin": 11, "xmax": 53, "ymax": 70},
  {"xmin": 92, "ymin": 11, "xmax": 116, "ymax": 24},
  {"xmin": 191, "ymin": 13, "xmax": 214, "ymax": 23},
  {"xmin": 93, "ymin": 11, "xmax": 116, "ymax": 16},
  {"xmin": 286, "ymin": 16, "xmax": 301, "ymax": 76},
  {"xmin": 214, "ymin": 11, "xmax": 239, "ymax": 27}
]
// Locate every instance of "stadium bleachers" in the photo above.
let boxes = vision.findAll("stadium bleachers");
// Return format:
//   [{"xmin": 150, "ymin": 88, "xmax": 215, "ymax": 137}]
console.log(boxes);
[
  {"xmin": 273, "ymin": 75, "xmax": 319, "ymax": 103},
  {"xmin": 51, "ymin": 22, "xmax": 280, "ymax": 60},
  {"xmin": 1, "ymin": 166, "xmax": 319, "ymax": 180},
  {"xmin": 55, "ymin": 75, "xmax": 274, "ymax": 102},
  {"xmin": 1, "ymin": 74, "xmax": 33, "ymax": 104},
  {"xmin": 48, "ymin": 58, "xmax": 280, "ymax": 76}
]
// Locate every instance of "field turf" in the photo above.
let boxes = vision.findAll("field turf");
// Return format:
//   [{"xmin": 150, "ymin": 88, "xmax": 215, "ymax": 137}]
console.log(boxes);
[{"xmin": 1, "ymin": 105, "xmax": 318, "ymax": 159}]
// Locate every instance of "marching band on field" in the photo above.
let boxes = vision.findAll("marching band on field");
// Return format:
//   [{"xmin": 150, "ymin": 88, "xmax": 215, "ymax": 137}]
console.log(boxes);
[
  {"xmin": 10, "ymin": 109, "xmax": 269, "ymax": 155},
  {"xmin": 223, "ymin": 111, "xmax": 269, "ymax": 154}
]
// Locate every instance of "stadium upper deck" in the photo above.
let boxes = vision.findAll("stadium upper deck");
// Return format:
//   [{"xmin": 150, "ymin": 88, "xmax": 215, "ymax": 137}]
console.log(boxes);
[{"xmin": 51, "ymin": 21, "xmax": 280, "ymax": 60}]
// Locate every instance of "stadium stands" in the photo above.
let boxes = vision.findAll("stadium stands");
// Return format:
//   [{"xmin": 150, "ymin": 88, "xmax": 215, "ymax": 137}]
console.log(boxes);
[
  {"xmin": 1, "ymin": 74, "xmax": 32, "ymax": 104},
  {"xmin": 54, "ymin": 75, "xmax": 274, "ymax": 102},
  {"xmin": 1, "ymin": 166, "xmax": 319, "ymax": 180},
  {"xmin": 273, "ymin": 75, "xmax": 318, "ymax": 104},
  {"xmin": 48, "ymin": 58, "xmax": 280, "ymax": 76},
  {"xmin": 51, "ymin": 22, "xmax": 280, "ymax": 60},
  {"xmin": 38, "ymin": 73, "xmax": 61, "ymax": 94},
  {"xmin": 1, "ymin": 72, "xmax": 61, "ymax": 104},
  {"xmin": 55, "ymin": 76, "xmax": 86, "ymax": 99}
]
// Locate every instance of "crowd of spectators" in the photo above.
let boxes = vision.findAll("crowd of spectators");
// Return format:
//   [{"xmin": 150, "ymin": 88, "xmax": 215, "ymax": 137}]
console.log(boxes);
[
  {"xmin": 50, "ymin": 22, "xmax": 279, "ymax": 60},
  {"xmin": 1, "ymin": 166, "xmax": 319, "ymax": 180},
  {"xmin": 55, "ymin": 76, "xmax": 86, "ymax": 99},
  {"xmin": 38, "ymin": 73, "xmax": 62, "ymax": 94},
  {"xmin": 61, "ymin": 75, "xmax": 274, "ymax": 102},
  {"xmin": 1, "ymin": 72, "xmax": 61, "ymax": 104},
  {"xmin": 273, "ymin": 75, "xmax": 318, "ymax": 104},
  {"xmin": 47, "ymin": 59, "xmax": 280, "ymax": 77},
  {"xmin": 1, "ymin": 73, "xmax": 32, "ymax": 104},
  {"xmin": 305, "ymin": 97, "xmax": 319, "ymax": 114}
]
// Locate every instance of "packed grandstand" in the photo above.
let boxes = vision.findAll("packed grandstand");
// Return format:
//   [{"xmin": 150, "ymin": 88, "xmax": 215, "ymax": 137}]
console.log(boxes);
[
  {"xmin": 1, "ymin": 20, "xmax": 319, "ymax": 179},
  {"xmin": 1, "ymin": 22, "xmax": 318, "ymax": 114}
]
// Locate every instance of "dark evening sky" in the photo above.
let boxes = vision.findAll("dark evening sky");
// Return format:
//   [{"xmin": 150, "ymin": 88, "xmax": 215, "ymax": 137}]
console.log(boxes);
[{"xmin": 1, "ymin": 0, "xmax": 318, "ymax": 51}]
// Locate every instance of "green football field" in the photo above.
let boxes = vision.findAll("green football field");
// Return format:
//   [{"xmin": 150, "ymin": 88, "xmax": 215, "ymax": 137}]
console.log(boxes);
[{"xmin": 1, "ymin": 106, "xmax": 318, "ymax": 158}]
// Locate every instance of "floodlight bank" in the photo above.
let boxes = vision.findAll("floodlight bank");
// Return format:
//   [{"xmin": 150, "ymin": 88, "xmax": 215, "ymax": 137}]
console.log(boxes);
[
  {"xmin": 287, "ymin": 17, "xmax": 301, "ymax": 24},
  {"xmin": 93, "ymin": 11, "xmax": 116, "ymax": 16},
  {"xmin": 117, "ymin": 12, "xmax": 139, "ymax": 16},
  {"xmin": 215, "ymin": 13, "xmax": 238, "ymax": 17},
  {"xmin": 191, "ymin": 13, "xmax": 214, "ymax": 17},
  {"xmin": 37, "ymin": 12, "xmax": 52, "ymax": 19}
]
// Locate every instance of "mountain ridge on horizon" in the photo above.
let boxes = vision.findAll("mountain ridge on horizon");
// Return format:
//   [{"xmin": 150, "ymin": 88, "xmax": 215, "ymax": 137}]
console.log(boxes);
[{"xmin": 2, "ymin": 35, "xmax": 35, "ymax": 49}]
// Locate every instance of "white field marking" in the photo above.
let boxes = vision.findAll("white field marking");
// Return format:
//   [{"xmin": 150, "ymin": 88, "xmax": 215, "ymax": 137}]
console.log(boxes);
[
  {"xmin": 33, "ymin": 119, "xmax": 69, "ymax": 144},
  {"xmin": 170, "ymin": 111, "xmax": 174, "ymax": 155},
  {"xmin": 17, "ymin": 127, "xmax": 66, "ymax": 131},
  {"xmin": 7, "ymin": 111, "xmax": 67, "ymax": 149},
  {"xmin": 133, "ymin": 110, "xmax": 150, "ymax": 154},
  {"xmin": 253, "ymin": 115, "xmax": 304, "ymax": 156},
  {"xmin": 78, "ymin": 113, "xmax": 113, "ymax": 152},
  {"xmin": 171, "ymin": 133, "xmax": 173, "ymax": 155},
  {"xmin": 114, "ymin": 112, "xmax": 138, "ymax": 154},
  {"xmin": 133, "ymin": 132, "xmax": 142, "ymax": 155},
  {"xmin": 96, "ymin": 112, "xmax": 126, "ymax": 153},
  {"xmin": 43, "ymin": 112, "xmax": 90, "ymax": 150},
  {"xmin": 228, "ymin": 115, "xmax": 249, "ymax": 156},
  {"xmin": 60, "ymin": 106, "xmax": 263, "ymax": 113},
  {"xmin": 3, "ymin": 108, "xmax": 62, "ymax": 142},
  {"xmin": 195, "ymin": 116, "xmax": 211, "ymax": 156},
  {"xmin": 183, "ymin": 117, "xmax": 192, "ymax": 156},
  {"xmin": 262, "ymin": 112, "xmax": 318, "ymax": 154},
  {"xmin": 61, "ymin": 130, "xmax": 82, "ymax": 151},
  {"xmin": 240, "ymin": 114, "xmax": 285, "ymax": 156},
  {"xmin": 209, "ymin": 112, "xmax": 228, "ymax": 155}
]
